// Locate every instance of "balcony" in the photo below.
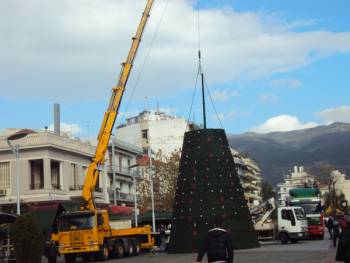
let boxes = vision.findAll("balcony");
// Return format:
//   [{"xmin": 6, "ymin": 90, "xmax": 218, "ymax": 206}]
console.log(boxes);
[
  {"xmin": 242, "ymin": 182, "xmax": 261, "ymax": 191},
  {"xmin": 69, "ymin": 185, "xmax": 103, "ymax": 193},
  {"xmin": 109, "ymin": 191, "xmax": 135, "ymax": 203}
]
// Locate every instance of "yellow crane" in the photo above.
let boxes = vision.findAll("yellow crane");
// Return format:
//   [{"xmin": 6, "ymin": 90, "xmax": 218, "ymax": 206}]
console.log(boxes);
[
  {"xmin": 82, "ymin": 0, "xmax": 153, "ymax": 211},
  {"xmin": 50, "ymin": 1, "xmax": 155, "ymax": 263}
]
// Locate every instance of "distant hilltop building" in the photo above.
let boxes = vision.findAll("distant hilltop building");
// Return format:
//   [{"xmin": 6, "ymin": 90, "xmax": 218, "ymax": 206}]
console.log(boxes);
[
  {"xmin": 231, "ymin": 149, "xmax": 262, "ymax": 208},
  {"xmin": 277, "ymin": 166, "xmax": 315, "ymax": 206},
  {"xmin": 116, "ymin": 110, "xmax": 198, "ymax": 156}
]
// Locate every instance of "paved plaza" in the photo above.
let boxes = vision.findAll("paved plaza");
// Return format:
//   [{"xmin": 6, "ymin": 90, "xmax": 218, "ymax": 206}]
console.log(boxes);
[{"xmin": 50, "ymin": 235, "xmax": 338, "ymax": 263}]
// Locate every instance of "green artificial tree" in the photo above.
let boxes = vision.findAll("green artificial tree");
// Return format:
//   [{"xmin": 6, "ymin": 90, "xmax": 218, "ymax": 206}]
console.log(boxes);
[
  {"xmin": 168, "ymin": 129, "xmax": 259, "ymax": 253},
  {"xmin": 10, "ymin": 214, "xmax": 44, "ymax": 263}
]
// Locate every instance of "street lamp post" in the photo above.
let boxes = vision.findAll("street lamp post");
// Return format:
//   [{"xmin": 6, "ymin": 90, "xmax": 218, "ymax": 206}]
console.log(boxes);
[
  {"xmin": 148, "ymin": 148, "xmax": 156, "ymax": 233},
  {"xmin": 6, "ymin": 129, "xmax": 34, "ymax": 215},
  {"xmin": 133, "ymin": 170, "xmax": 138, "ymax": 227}
]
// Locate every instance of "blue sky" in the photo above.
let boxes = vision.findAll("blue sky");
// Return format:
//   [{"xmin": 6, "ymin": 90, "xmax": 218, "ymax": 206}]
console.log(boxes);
[{"xmin": 0, "ymin": 0, "xmax": 350, "ymax": 137}]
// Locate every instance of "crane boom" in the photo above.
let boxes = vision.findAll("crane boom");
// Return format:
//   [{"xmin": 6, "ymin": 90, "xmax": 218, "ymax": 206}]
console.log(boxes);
[{"xmin": 82, "ymin": 0, "xmax": 154, "ymax": 210}]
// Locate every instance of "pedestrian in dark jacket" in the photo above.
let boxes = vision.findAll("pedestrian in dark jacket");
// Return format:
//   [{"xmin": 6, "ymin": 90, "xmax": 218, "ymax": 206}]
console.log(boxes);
[
  {"xmin": 336, "ymin": 215, "xmax": 350, "ymax": 263},
  {"xmin": 196, "ymin": 217, "xmax": 234, "ymax": 263},
  {"xmin": 333, "ymin": 220, "xmax": 341, "ymax": 247}
]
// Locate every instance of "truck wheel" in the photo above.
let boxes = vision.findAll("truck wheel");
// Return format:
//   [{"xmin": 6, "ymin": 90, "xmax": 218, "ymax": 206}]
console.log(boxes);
[
  {"xmin": 132, "ymin": 239, "xmax": 141, "ymax": 256},
  {"xmin": 291, "ymin": 238, "xmax": 298, "ymax": 244},
  {"xmin": 98, "ymin": 244, "xmax": 109, "ymax": 261},
  {"xmin": 64, "ymin": 254, "xmax": 76, "ymax": 263},
  {"xmin": 114, "ymin": 241, "xmax": 124, "ymax": 259},
  {"xmin": 47, "ymin": 256, "xmax": 57, "ymax": 263},
  {"xmin": 279, "ymin": 233, "xmax": 289, "ymax": 244},
  {"xmin": 81, "ymin": 253, "xmax": 92, "ymax": 262},
  {"xmin": 126, "ymin": 240, "xmax": 134, "ymax": 256}
]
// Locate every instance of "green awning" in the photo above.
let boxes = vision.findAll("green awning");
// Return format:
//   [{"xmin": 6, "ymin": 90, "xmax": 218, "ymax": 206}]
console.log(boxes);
[
  {"xmin": 289, "ymin": 188, "xmax": 319, "ymax": 198},
  {"xmin": 138, "ymin": 210, "xmax": 172, "ymax": 224}
]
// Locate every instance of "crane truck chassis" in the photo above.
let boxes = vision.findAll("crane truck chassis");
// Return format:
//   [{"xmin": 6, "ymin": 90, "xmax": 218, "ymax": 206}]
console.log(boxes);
[
  {"xmin": 51, "ymin": 210, "xmax": 153, "ymax": 263},
  {"xmin": 251, "ymin": 198, "xmax": 308, "ymax": 244},
  {"xmin": 46, "ymin": 1, "xmax": 155, "ymax": 262}
]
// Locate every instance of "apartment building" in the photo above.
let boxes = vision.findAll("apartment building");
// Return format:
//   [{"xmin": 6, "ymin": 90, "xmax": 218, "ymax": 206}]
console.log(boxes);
[
  {"xmin": 0, "ymin": 129, "xmax": 109, "ymax": 209},
  {"xmin": 107, "ymin": 136, "xmax": 144, "ymax": 207},
  {"xmin": 231, "ymin": 149, "xmax": 262, "ymax": 208},
  {"xmin": 330, "ymin": 170, "xmax": 350, "ymax": 204},
  {"xmin": 116, "ymin": 110, "xmax": 197, "ymax": 156}
]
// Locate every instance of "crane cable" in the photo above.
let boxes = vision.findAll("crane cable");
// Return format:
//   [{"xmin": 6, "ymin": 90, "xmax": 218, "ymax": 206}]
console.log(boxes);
[
  {"xmin": 121, "ymin": 0, "xmax": 170, "ymax": 125},
  {"xmin": 187, "ymin": 5, "xmax": 202, "ymax": 123},
  {"xmin": 187, "ymin": 3, "xmax": 223, "ymax": 128}
]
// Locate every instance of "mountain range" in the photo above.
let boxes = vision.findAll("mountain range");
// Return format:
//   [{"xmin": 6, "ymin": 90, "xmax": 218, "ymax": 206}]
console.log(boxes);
[{"xmin": 228, "ymin": 122, "xmax": 350, "ymax": 185}]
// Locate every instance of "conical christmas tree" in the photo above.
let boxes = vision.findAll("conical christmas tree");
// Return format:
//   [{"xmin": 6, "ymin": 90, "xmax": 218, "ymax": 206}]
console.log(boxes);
[{"xmin": 168, "ymin": 128, "xmax": 259, "ymax": 253}]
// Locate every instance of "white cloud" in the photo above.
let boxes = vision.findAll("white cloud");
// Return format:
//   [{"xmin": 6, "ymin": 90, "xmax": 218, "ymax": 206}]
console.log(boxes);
[
  {"xmin": 259, "ymin": 93, "xmax": 279, "ymax": 103},
  {"xmin": 269, "ymin": 78, "xmax": 302, "ymax": 90},
  {"xmin": 317, "ymin": 106, "xmax": 350, "ymax": 124},
  {"xmin": 251, "ymin": 115, "xmax": 317, "ymax": 133},
  {"xmin": 211, "ymin": 88, "xmax": 239, "ymax": 102},
  {"xmin": 1, "ymin": 1, "xmax": 350, "ymax": 101},
  {"xmin": 48, "ymin": 122, "xmax": 82, "ymax": 137}
]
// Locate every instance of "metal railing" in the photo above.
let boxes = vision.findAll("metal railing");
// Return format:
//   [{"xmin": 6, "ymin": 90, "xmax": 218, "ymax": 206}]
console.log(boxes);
[{"xmin": 107, "ymin": 165, "xmax": 141, "ymax": 177}]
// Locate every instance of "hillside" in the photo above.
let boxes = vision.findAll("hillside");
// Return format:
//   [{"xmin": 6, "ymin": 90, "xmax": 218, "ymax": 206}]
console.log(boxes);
[{"xmin": 228, "ymin": 122, "xmax": 350, "ymax": 185}]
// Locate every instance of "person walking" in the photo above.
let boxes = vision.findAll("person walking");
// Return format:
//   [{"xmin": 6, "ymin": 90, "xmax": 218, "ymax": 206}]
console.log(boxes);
[
  {"xmin": 196, "ymin": 217, "xmax": 234, "ymax": 263},
  {"xmin": 327, "ymin": 217, "xmax": 334, "ymax": 239},
  {"xmin": 336, "ymin": 215, "xmax": 350, "ymax": 263},
  {"xmin": 333, "ymin": 219, "xmax": 341, "ymax": 247}
]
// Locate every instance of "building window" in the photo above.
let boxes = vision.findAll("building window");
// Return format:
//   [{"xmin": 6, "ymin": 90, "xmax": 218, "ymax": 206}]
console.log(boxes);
[
  {"xmin": 71, "ymin": 163, "xmax": 79, "ymax": 190},
  {"xmin": 118, "ymin": 157, "xmax": 122, "ymax": 172},
  {"xmin": 142, "ymin": 129, "xmax": 148, "ymax": 142},
  {"xmin": 0, "ymin": 162, "xmax": 10, "ymax": 192},
  {"xmin": 30, "ymin": 159, "xmax": 44, "ymax": 190},
  {"xmin": 51, "ymin": 160, "xmax": 60, "ymax": 190}
]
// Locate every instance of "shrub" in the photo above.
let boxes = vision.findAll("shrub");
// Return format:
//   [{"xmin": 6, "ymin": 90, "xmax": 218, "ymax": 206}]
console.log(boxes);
[{"xmin": 10, "ymin": 214, "xmax": 44, "ymax": 263}]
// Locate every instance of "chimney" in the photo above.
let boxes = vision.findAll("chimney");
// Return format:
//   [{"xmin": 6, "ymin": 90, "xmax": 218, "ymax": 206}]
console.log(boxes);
[{"xmin": 54, "ymin": 103, "xmax": 60, "ymax": 136}]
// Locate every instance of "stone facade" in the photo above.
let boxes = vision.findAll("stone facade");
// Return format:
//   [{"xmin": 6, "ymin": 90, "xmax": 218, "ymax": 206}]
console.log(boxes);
[{"xmin": 0, "ymin": 129, "xmax": 109, "ymax": 207}]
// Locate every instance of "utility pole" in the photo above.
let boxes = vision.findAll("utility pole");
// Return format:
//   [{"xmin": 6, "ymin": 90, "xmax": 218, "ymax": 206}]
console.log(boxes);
[
  {"xmin": 198, "ymin": 50, "xmax": 207, "ymax": 129},
  {"xmin": 111, "ymin": 139, "xmax": 117, "ymax": 206}
]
